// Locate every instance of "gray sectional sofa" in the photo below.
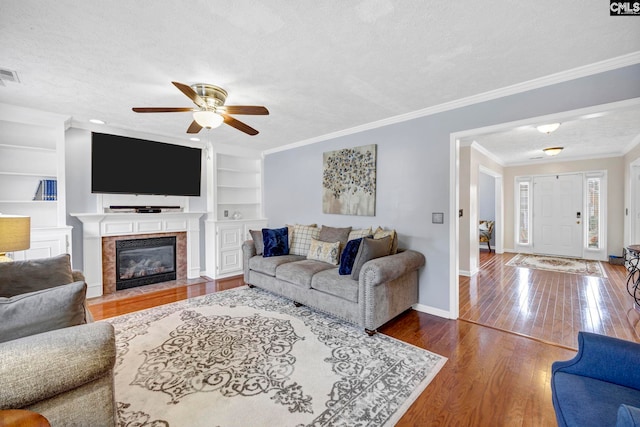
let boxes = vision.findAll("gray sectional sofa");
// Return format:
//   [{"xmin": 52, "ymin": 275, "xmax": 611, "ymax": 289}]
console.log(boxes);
[{"xmin": 242, "ymin": 232, "xmax": 425, "ymax": 334}]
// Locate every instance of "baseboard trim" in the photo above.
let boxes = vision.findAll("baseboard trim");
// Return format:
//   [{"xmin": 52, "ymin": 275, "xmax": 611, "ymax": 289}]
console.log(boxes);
[{"xmin": 413, "ymin": 303, "xmax": 455, "ymax": 319}]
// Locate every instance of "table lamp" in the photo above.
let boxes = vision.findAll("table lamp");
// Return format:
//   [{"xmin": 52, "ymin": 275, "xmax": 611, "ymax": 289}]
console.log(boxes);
[{"xmin": 0, "ymin": 215, "xmax": 31, "ymax": 262}]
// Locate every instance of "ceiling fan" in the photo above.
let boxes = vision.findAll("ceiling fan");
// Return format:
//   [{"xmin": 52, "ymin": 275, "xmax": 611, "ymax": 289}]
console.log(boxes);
[{"xmin": 132, "ymin": 81, "xmax": 269, "ymax": 136}]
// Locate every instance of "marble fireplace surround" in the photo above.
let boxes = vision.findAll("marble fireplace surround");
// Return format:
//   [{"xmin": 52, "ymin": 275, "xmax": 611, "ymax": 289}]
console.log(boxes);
[
  {"xmin": 102, "ymin": 232, "xmax": 186, "ymax": 295},
  {"xmin": 71, "ymin": 212, "xmax": 204, "ymax": 298}
]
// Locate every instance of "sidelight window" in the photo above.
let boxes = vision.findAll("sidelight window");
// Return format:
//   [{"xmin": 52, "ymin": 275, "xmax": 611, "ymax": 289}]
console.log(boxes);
[
  {"xmin": 587, "ymin": 177, "xmax": 601, "ymax": 249},
  {"xmin": 516, "ymin": 179, "xmax": 531, "ymax": 245}
]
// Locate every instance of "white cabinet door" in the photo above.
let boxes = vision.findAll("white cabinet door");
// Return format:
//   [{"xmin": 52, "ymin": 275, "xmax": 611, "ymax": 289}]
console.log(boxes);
[{"xmin": 217, "ymin": 224, "xmax": 243, "ymax": 275}]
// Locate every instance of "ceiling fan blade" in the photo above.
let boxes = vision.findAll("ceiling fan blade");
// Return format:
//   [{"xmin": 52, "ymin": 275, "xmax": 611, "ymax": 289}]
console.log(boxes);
[
  {"xmin": 186, "ymin": 120, "xmax": 203, "ymax": 134},
  {"xmin": 172, "ymin": 81, "xmax": 206, "ymax": 108},
  {"xmin": 220, "ymin": 106, "xmax": 269, "ymax": 115},
  {"xmin": 132, "ymin": 107, "xmax": 193, "ymax": 113},
  {"xmin": 222, "ymin": 114, "xmax": 259, "ymax": 136}
]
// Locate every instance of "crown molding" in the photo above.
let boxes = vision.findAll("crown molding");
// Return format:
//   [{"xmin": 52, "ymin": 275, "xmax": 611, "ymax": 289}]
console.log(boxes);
[{"xmin": 264, "ymin": 51, "xmax": 640, "ymax": 156}]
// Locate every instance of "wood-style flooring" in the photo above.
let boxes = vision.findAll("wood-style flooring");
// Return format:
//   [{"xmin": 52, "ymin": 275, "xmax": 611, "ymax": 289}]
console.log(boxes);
[
  {"xmin": 460, "ymin": 251, "xmax": 639, "ymax": 349},
  {"xmin": 87, "ymin": 269, "xmax": 581, "ymax": 426}
]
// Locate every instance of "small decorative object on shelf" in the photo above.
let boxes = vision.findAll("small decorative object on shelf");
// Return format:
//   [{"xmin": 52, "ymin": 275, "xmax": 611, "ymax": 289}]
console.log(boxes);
[
  {"xmin": 33, "ymin": 179, "xmax": 57, "ymax": 201},
  {"xmin": 231, "ymin": 211, "xmax": 243, "ymax": 220}
]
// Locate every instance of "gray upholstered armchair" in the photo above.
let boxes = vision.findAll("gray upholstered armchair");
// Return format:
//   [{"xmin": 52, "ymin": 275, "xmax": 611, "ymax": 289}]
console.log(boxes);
[{"xmin": 0, "ymin": 254, "xmax": 117, "ymax": 426}]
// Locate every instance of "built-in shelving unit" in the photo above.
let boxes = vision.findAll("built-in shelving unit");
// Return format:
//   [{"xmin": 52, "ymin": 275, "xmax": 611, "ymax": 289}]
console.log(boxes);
[
  {"xmin": 215, "ymin": 153, "xmax": 262, "ymax": 221},
  {"xmin": 0, "ymin": 103, "xmax": 72, "ymax": 260},
  {"xmin": 205, "ymin": 148, "xmax": 267, "ymax": 278}
]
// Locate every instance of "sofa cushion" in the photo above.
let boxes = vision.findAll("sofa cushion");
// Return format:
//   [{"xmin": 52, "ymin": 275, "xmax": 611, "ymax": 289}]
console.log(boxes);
[
  {"xmin": 276, "ymin": 260, "xmax": 335, "ymax": 288},
  {"xmin": 307, "ymin": 238, "xmax": 340, "ymax": 265},
  {"xmin": 311, "ymin": 268, "xmax": 359, "ymax": 302},
  {"xmin": 249, "ymin": 254, "xmax": 306, "ymax": 277},
  {"xmin": 262, "ymin": 227, "xmax": 289, "ymax": 257},
  {"xmin": 0, "ymin": 281, "xmax": 88, "ymax": 343},
  {"xmin": 0, "ymin": 254, "xmax": 75, "ymax": 298},
  {"xmin": 554, "ymin": 372, "xmax": 640, "ymax": 427},
  {"xmin": 290, "ymin": 225, "xmax": 320, "ymax": 256},
  {"xmin": 249, "ymin": 229, "xmax": 264, "ymax": 255},
  {"xmin": 318, "ymin": 226, "xmax": 352, "ymax": 247},
  {"xmin": 339, "ymin": 237, "xmax": 364, "ymax": 275},
  {"xmin": 351, "ymin": 236, "xmax": 392, "ymax": 280}
]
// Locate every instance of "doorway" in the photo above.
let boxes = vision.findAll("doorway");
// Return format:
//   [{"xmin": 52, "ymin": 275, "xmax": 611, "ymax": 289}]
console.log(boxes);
[{"xmin": 532, "ymin": 174, "xmax": 583, "ymax": 257}]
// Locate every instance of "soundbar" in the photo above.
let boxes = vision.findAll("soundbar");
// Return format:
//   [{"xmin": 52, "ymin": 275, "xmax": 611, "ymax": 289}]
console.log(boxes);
[{"xmin": 108, "ymin": 205, "xmax": 182, "ymax": 214}]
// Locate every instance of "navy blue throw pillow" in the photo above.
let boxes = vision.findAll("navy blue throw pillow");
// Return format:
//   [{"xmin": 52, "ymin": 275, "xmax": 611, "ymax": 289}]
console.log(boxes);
[
  {"xmin": 339, "ymin": 238, "xmax": 363, "ymax": 275},
  {"xmin": 262, "ymin": 227, "xmax": 289, "ymax": 257}
]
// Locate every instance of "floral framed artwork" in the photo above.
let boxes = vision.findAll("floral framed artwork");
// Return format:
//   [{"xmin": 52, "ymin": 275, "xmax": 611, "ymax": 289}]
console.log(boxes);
[{"xmin": 322, "ymin": 144, "xmax": 376, "ymax": 216}]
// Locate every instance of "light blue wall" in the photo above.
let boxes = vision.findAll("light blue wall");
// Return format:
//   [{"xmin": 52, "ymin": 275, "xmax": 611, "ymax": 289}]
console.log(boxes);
[
  {"xmin": 479, "ymin": 173, "xmax": 496, "ymax": 220},
  {"xmin": 264, "ymin": 64, "xmax": 640, "ymax": 315}
]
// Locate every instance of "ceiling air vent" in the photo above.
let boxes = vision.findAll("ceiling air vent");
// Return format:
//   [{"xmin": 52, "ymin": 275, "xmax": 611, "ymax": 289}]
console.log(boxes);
[{"xmin": 0, "ymin": 68, "xmax": 20, "ymax": 84}]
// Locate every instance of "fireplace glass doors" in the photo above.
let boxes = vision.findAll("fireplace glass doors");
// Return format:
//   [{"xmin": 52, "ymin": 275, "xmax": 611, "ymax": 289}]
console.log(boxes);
[{"xmin": 115, "ymin": 236, "xmax": 176, "ymax": 290}]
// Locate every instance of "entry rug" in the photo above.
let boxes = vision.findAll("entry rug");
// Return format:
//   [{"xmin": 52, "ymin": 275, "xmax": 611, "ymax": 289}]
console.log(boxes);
[
  {"xmin": 506, "ymin": 254, "xmax": 606, "ymax": 278},
  {"xmin": 105, "ymin": 287, "xmax": 446, "ymax": 427}
]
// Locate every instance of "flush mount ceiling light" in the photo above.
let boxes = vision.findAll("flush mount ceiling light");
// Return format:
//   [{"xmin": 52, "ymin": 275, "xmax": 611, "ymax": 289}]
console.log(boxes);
[
  {"xmin": 193, "ymin": 110, "xmax": 224, "ymax": 129},
  {"xmin": 543, "ymin": 147, "xmax": 564, "ymax": 156},
  {"xmin": 189, "ymin": 137, "xmax": 200, "ymax": 142},
  {"xmin": 536, "ymin": 123, "xmax": 561, "ymax": 134},
  {"xmin": 89, "ymin": 119, "xmax": 105, "ymax": 125}
]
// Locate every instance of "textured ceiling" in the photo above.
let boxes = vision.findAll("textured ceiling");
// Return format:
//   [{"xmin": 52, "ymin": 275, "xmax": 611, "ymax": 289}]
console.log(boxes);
[
  {"xmin": 1, "ymin": 1, "xmax": 639, "ymax": 152},
  {"xmin": 461, "ymin": 103, "xmax": 640, "ymax": 165}
]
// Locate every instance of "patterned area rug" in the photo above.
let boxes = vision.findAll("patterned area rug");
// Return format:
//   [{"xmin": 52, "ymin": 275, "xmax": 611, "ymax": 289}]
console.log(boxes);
[
  {"xmin": 105, "ymin": 287, "xmax": 446, "ymax": 427},
  {"xmin": 506, "ymin": 254, "xmax": 606, "ymax": 278}
]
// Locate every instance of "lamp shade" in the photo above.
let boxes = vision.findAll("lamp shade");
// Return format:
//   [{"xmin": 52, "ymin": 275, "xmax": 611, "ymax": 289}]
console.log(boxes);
[
  {"xmin": 193, "ymin": 111, "xmax": 224, "ymax": 129},
  {"xmin": 0, "ymin": 215, "xmax": 31, "ymax": 252}
]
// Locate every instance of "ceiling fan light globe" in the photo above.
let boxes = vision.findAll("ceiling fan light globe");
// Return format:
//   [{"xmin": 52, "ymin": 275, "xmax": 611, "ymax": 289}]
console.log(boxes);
[
  {"xmin": 536, "ymin": 123, "xmax": 561, "ymax": 134},
  {"xmin": 543, "ymin": 146, "xmax": 564, "ymax": 156},
  {"xmin": 193, "ymin": 111, "xmax": 223, "ymax": 129}
]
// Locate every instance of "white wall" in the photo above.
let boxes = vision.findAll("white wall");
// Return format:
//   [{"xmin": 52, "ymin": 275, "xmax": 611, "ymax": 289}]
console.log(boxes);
[{"xmin": 264, "ymin": 64, "xmax": 640, "ymax": 316}]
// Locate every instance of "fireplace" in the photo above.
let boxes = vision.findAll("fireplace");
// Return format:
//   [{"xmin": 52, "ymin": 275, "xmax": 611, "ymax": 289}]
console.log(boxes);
[{"xmin": 115, "ymin": 236, "xmax": 176, "ymax": 290}]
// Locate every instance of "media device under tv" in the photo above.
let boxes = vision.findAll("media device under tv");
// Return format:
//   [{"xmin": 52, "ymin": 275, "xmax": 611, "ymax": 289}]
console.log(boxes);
[{"xmin": 91, "ymin": 132, "xmax": 202, "ymax": 197}]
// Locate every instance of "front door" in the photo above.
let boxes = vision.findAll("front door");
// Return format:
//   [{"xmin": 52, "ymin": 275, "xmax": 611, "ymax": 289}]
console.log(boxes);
[{"xmin": 533, "ymin": 174, "xmax": 583, "ymax": 257}]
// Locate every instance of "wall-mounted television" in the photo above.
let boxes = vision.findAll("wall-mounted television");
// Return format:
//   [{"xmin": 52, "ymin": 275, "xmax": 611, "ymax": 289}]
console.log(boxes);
[{"xmin": 91, "ymin": 132, "xmax": 202, "ymax": 197}]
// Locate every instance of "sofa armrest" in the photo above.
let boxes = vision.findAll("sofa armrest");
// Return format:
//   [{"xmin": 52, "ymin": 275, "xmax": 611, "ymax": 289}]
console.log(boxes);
[
  {"xmin": 359, "ymin": 249, "xmax": 425, "ymax": 287},
  {"xmin": 0, "ymin": 322, "xmax": 116, "ymax": 409},
  {"xmin": 72, "ymin": 270, "xmax": 85, "ymax": 282},
  {"xmin": 617, "ymin": 405, "xmax": 640, "ymax": 427},
  {"xmin": 552, "ymin": 331, "xmax": 640, "ymax": 390},
  {"xmin": 242, "ymin": 240, "xmax": 257, "ymax": 281}
]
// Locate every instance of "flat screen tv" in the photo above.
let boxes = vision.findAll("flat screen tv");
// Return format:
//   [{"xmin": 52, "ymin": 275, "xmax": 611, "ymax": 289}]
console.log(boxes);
[{"xmin": 91, "ymin": 132, "xmax": 202, "ymax": 197}]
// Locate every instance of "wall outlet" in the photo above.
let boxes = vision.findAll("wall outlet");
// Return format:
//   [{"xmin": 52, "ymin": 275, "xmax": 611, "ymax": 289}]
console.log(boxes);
[{"xmin": 224, "ymin": 210, "xmax": 229, "ymax": 217}]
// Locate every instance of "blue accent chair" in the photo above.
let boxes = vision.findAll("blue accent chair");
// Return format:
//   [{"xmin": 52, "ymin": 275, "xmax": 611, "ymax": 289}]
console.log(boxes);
[{"xmin": 551, "ymin": 332, "xmax": 640, "ymax": 426}]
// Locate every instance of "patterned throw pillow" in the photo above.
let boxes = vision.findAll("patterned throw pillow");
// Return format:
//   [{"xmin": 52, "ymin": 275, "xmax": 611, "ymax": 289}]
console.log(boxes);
[
  {"xmin": 262, "ymin": 227, "xmax": 289, "ymax": 257},
  {"xmin": 307, "ymin": 239, "xmax": 340, "ymax": 265},
  {"xmin": 339, "ymin": 238, "xmax": 364, "ymax": 275},
  {"xmin": 348, "ymin": 227, "xmax": 372, "ymax": 241},
  {"xmin": 373, "ymin": 227, "xmax": 398, "ymax": 254},
  {"xmin": 290, "ymin": 225, "xmax": 320, "ymax": 256}
]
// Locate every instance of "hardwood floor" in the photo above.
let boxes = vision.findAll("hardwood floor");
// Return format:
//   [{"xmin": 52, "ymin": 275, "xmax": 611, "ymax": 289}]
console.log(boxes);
[
  {"xmin": 88, "ymin": 272, "xmax": 578, "ymax": 426},
  {"xmin": 460, "ymin": 251, "xmax": 639, "ymax": 349}
]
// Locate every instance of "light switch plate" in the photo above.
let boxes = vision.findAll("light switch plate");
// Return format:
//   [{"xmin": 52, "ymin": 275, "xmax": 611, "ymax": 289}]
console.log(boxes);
[{"xmin": 432, "ymin": 212, "xmax": 444, "ymax": 224}]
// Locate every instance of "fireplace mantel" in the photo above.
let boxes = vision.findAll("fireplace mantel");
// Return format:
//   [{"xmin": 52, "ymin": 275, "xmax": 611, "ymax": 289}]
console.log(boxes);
[{"xmin": 70, "ymin": 212, "xmax": 205, "ymax": 298}]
